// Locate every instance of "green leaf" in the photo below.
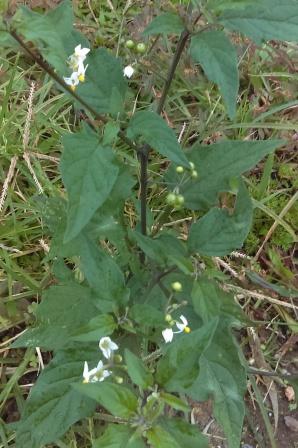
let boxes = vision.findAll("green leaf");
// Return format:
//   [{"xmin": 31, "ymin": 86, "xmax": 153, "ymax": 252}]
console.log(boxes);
[
  {"xmin": 12, "ymin": 1, "xmax": 88, "ymax": 73},
  {"xmin": 219, "ymin": 0, "xmax": 298, "ymax": 44},
  {"xmin": 188, "ymin": 321, "xmax": 246, "ymax": 448},
  {"xmin": 156, "ymin": 318, "xmax": 218, "ymax": 391},
  {"xmin": 16, "ymin": 346, "xmax": 98, "ymax": 448},
  {"xmin": 147, "ymin": 426, "xmax": 180, "ymax": 448},
  {"xmin": 165, "ymin": 139, "xmax": 284, "ymax": 210},
  {"xmin": 12, "ymin": 283, "xmax": 98, "ymax": 350},
  {"xmin": 161, "ymin": 418, "xmax": 208, "ymax": 448},
  {"xmin": 208, "ymin": 0, "xmax": 259, "ymax": 14},
  {"xmin": 192, "ymin": 276, "xmax": 250, "ymax": 325},
  {"xmin": 74, "ymin": 382, "xmax": 138, "ymax": 418},
  {"xmin": 61, "ymin": 125, "xmax": 119, "ymax": 242},
  {"xmin": 132, "ymin": 231, "xmax": 192, "ymax": 274},
  {"xmin": 160, "ymin": 392, "xmax": 189, "ymax": 412},
  {"xmin": 71, "ymin": 314, "xmax": 117, "ymax": 342},
  {"xmin": 127, "ymin": 111, "xmax": 189, "ymax": 166},
  {"xmin": 143, "ymin": 13, "xmax": 185, "ymax": 36},
  {"xmin": 130, "ymin": 304, "xmax": 165, "ymax": 328},
  {"xmin": 188, "ymin": 180, "xmax": 253, "ymax": 256},
  {"xmin": 77, "ymin": 48, "xmax": 128, "ymax": 115},
  {"xmin": 93, "ymin": 425, "xmax": 146, "ymax": 448},
  {"xmin": 124, "ymin": 349, "xmax": 154, "ymax": 389},
  {"xmin": 190, "ymin": 31, "xmax": 239, "ymax": 118}
]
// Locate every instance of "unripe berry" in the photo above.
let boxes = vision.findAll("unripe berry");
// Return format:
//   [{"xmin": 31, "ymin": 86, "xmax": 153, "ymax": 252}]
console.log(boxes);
[
  {"xmin": 115, "ymin": 376, "xmax": 123, "ymax": 384},
  {"xmin": 165, "ymin": 314, "xmax": 172, "ymax": 322},
  {"xmin": 189, "ymin": 162, "xmax": 195, "ymax": 170},
  {"xmin": 171, "ymin": 281, "xmax": 182, "ymax": 292},
  {"xmin": 175, "ymin": 194, "xmax": 185, "ymax": 206},
  {"xmin": 176, "ymin": 166, "xmax": 184, "ymax": 174},
  {"xmin": 191, "ymin": 170, "xmax": 198, "ymax": 179},
  {"xmin": 136, "ymin": 42, "xmax": 146, "ymax": 54},
  {"xmin": 125, "ymin": 39, "xmax": 135, "ymax": 49},
  {"xmin": 166, "ymin": 192, "xmax": 177, "ymax": 205}
]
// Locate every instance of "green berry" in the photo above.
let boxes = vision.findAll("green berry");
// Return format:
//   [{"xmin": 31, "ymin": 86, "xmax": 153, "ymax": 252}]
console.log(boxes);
[
  {"xmin": 165, "ymin": 314, "xmax": 172, "ymax": 322},
  {"xmin": 171, "ymin": 281, "xmax": 182, "ymax": 292},
  {"xmin": 189, "ymin": 162, "xmax": 195, "ymax": 170},
  {"xmin": 125, "ymin": 39, "xmax": 134, "ymax": 49},
  {"xmin": 166, "ymin": 193, "xmax": 177, "ymax": 205},
  {"xmin": 191, "ymin": 170, "xmax": 198, "ymax": 179},
  {"xmin": 176, "ymin": 166, "xmax": 184, "ymax": 174},
  {"xmin": 136, "ymin": 42, "xmax": 146, "ymax": 54},
  {"xmin": 175, "ymin": 194, "xmax": 185, "ymax": 206}
]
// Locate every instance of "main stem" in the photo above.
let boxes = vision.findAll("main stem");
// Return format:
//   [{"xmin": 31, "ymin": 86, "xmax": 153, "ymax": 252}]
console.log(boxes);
[{"xmin": 139, "ymin": 29, "xmax": 190, "ymax": 238}]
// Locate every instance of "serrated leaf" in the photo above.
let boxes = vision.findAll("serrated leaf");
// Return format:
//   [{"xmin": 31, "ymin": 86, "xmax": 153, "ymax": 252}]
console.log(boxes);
[
  {"xmin": 188, "ymin": 321, "xmax": 246, "ymax": 448},
  {"xmin": 165, "ymin": 139, "xmax": 284, "ymax": 210},
  {"xmin": 124, "ymin": 349, "xmax": 153, "ymax": 389},
  {"xmin": 71, "ymin": 314, "xmax": 116, "ymax": 342},
  {"xmin": 219, "ymin": 0, "xmax": 298, "ymax": 44},
  {"xmin": 127, "ymin": 111, "xmax": 189, "ymax": 166},
  {"xmin": 156, "ymin": 318, "xmax": 218, "ymax": 391},
  {"xmin": 77, "ymin": 48, "xmax": 128, "ymax": 115},
  {"xmin": 192, "ymin": 276, "xmax": 250, "ymax": 325},
  {"xmin": 143, "ymin": 13, "xmax": 185, "ymax": 36},
  {"xmin": 190, "ymin": 31, "xmax": 239, "ymax": 118},
  {"xmin": 161, "ymin": 418, "xmax": 208, "ymax": 448},
  {"xmin": 12, "ymin": 283, "xmax": 98, "ymax": 350},
  {"xmin": 93, "ymin": 424, "xmax": 146, "ymax": 448},
  {"xmin": 16, "ymin": 346, "xmax": 98, "ymax": 448},
  {"xmin": 61, "ymin": 125, "xmax": 119, "ymax": 242},
  {"xmin": 188, "ymin": 180, "xmax": 253, "ymax": 256},
  {"xmin": 74, "ymin": 382, "xmax": 138, "ymax": 418}
]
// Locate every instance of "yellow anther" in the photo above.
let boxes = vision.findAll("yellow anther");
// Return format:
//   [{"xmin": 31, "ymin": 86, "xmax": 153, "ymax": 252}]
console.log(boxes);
[
  {"xmin": 78, "ymin": 74, "xmax": 85, "ymax": 82},
  {"xmin": 184, "ymin": 326, "xmax": 191, "ymax": 334},
  {"xmin": 70, "ymin": 85, "xmax": 76, "ymax": 91}
]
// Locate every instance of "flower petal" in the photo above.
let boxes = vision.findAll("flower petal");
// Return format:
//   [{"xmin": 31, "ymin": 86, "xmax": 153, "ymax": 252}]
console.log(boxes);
[{"xmin": 162, "ymin": 328, "xmax": 174, "ymax": 343}]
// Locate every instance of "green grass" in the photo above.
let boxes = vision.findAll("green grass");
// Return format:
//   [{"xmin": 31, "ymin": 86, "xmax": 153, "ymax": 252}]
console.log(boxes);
[{"xmin": 0, "ymin": 1, "xmax": 297, "ymax": 447}]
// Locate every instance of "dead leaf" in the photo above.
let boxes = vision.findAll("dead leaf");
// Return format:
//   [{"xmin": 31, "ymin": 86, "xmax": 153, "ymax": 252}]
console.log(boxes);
[
  {"xmin": 284, "ymin": 416, "xmax": 298, "ymax": 432},
  {"xmin": 285, "ymin": 386, "xmax": 296, "ymax": 402}
]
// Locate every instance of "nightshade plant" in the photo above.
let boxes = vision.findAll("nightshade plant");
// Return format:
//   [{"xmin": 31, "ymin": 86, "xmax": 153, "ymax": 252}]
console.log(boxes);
[{"xmin": 1, "ymin": 1, "xmax": 298, "ymax": 447}]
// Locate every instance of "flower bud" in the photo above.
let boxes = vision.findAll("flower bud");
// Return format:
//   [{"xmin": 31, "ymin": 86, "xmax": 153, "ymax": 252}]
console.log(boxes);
[
  {"xmin": 165, "ymin": 314, "xmax": 172, "ymax": 322},
  {"xmin": 114, "ymin": 354, "xmax": 123, "ymax": 363},
  {"xmin": 171, "ymin": 281, "xmax": 182, "ymax": 292},
  {"xmin": 189, "ymin": 162, "xmax": 195, "ymax": 170},
  {"xmin": 125, "ymin": 39, "xmax": 134, "ymax": 49},
  {"xmin": 176, "ymin": 166, "xmax": 184, "ymax": 174}
]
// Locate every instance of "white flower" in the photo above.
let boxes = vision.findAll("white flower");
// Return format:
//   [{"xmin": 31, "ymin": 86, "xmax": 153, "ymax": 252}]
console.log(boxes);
[
  {"xmin": 82, "ymin": 360, "xmax": 111, "ymax": 383},
  {"xmin": 99, "ymin": 337, "xmax": 119, "ymax": 359},
  {"xmin": 77, "ymin": 60, "xmax": 88, "ymax": 82},
  {"xmin": 176, "ymin": 315, "xmax": 189, "ymax": 333},
  {"xmin": 74, "ymin": 44, "xmax": 90, "ymax": 60},
  {"xmin": 162, "ymin": 328, "xmax": 174, "ymax": 343},
  {"xmin": 123, "ymin": 65, "xmax": 134, "ymax": 78},
  {"xmin": 68, "ymin": 45, "xmax": 90, "ymax": 70},
  {"xmin": 162, "ymin": 315, "xmax": 191, "ymax": 344},
  {"xmin": 63, "ymin": 71, "xmax": 80, "ymax": 90}
]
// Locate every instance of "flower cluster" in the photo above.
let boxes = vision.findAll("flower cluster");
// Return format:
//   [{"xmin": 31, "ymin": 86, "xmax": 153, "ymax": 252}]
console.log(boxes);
[
  {"xmin": 64, "ymin": 44, "xmax": 90, "ymax": 91},
  {"xmin": 162, "ymin": 315, "xmax": 191, "ymax": 343},
  {"xmin": 83, "ymin": 336, "xmax": 118, "ymax": 383}
]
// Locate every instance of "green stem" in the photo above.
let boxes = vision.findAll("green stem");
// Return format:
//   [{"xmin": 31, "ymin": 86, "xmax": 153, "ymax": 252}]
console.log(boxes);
[{"xmin": 9, "ymin": 29, "xmax": 136, "ymax": 151}]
